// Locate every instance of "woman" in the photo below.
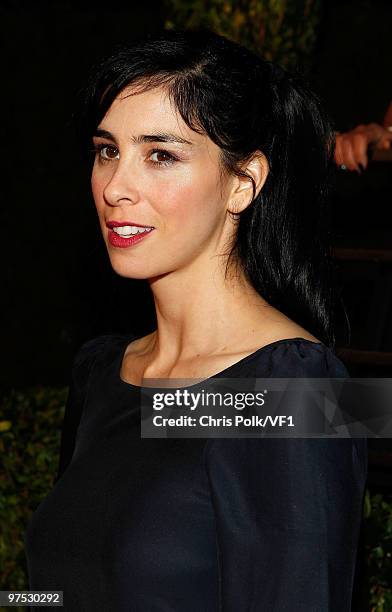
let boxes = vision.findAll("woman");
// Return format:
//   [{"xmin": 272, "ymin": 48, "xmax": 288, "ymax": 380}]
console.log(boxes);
[{"xmin": 25, "ymin": 28, "xmax": 367, "ymax": 611}]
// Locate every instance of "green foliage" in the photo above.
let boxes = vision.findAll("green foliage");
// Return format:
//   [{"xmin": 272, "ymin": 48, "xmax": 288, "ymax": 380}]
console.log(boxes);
[
  {"xmin": 363, "ymin": 489, "xmax": 392, "ymax": 611},
  {"xmin": 163, "ymin": 0, "xmax": 322, "ymax": 72},
  {"xmin": 1, "ymin": 386, "xmax": 392, "ymax": 612},
  {"xmin": 0, "ymin": 386, "xmax": 67, "ymax": 603}
]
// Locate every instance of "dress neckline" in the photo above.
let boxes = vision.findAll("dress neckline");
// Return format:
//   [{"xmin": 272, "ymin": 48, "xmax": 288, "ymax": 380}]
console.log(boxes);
[{"xmin": 116, "ymin": 333, "xmax": 325, "ymax": 391}]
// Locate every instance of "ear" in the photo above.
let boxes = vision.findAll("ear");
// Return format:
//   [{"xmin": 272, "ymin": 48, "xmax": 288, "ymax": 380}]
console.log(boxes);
[{"xmin": 227, "ymin": 151, "xmax": 269, "ymax": 215}]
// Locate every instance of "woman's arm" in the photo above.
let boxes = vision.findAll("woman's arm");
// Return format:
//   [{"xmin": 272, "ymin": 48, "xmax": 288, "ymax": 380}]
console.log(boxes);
[
  {"xmin": 54, "ymin": 335, "xmax": 110, "ymax": 483},
  {"xmin": 204, "ymin": 436, "xmax": 367, "ymax": 611}
]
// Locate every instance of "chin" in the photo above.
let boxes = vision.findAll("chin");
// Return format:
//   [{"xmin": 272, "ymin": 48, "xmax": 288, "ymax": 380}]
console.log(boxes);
[
  {"xmin": 111, "ymin": 264, "xmax": 152, "ymax": 280},
  {"xmin": 107, "ymin": 256, "xmax": 158, "ymax": 280}
]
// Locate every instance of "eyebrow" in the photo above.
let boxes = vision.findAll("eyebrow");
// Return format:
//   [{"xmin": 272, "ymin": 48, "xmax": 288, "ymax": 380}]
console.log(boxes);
[{"xmin": 93, "ymin": 128, "xmax": 194, "ymax": 146}]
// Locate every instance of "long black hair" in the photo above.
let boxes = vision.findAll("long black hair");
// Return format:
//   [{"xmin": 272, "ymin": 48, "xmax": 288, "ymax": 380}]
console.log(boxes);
[{"xmin": 75, "ymin": 28, "xmax": 340, "ymax": 349}]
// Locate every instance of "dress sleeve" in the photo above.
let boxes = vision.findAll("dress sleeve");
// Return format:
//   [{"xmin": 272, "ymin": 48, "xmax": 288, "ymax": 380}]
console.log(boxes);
[
  {"xmin": 204, "ymin": 342, "xmax": 367, "ymax": 611},
  {"xmin": 54, "ymin": 334, "xmax": 111, "ymax": 483}
]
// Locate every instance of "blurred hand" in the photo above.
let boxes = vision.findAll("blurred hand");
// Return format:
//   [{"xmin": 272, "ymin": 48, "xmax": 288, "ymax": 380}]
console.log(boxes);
[{"xmin": 334, "ymin": 123, "xmax": 392, "ymax": 172}]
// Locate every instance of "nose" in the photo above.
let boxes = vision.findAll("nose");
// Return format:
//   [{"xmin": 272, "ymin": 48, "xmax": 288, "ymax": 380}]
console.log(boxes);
[{"xmin": 102, "ymin": 160, "xmax": 140, "ymax": 207}]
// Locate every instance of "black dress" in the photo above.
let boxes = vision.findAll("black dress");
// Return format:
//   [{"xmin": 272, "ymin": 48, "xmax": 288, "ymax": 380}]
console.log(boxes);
[{"xmin": 24, "ymin": 333, "xmax": 367, "ymax": 611}]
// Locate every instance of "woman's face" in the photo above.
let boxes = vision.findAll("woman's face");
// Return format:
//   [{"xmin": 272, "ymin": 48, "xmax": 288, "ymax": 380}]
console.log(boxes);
[{"xmin": 91, "ymin": 84, "xmax": 238, "ymax": 280}]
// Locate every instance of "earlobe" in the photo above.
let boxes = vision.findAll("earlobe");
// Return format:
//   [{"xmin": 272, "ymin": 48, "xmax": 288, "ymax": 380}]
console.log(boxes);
[{"xmin": 228, "ymin": 151, "xmax": 269, "ymax": 214}]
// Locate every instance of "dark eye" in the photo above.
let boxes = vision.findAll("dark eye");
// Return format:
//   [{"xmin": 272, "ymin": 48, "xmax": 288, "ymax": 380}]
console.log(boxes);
[
  {"xmin": 149, "ymin": 149, "xmax": 177, "ymax": 166},
  {"xmin": 93, "ymin": 143, "xmax": 119, "ymax": 162}
]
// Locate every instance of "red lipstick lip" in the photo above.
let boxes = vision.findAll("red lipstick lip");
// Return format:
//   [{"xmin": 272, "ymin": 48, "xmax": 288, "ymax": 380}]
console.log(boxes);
[{"xmin": 106, "ymin": 220, "xmax": 155, "ymax": 229}]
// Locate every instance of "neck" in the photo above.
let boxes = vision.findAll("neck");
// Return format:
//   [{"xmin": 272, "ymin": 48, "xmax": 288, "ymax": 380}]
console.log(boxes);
[{"xmin": 145, "ymin": 253, "xmax": 274, "ymax": 363}]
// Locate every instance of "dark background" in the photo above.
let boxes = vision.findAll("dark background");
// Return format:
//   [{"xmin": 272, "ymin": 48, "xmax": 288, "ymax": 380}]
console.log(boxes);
[{"xmin": 1, "ymin": 0, "xmax": 391, "ymax": 391}]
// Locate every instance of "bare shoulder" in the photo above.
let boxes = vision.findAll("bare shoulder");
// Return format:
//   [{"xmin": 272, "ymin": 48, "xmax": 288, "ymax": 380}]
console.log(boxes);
[
  {"xmin": 250, "ymin": 307, "xmax": 321, "ymax": 347},
  {"xmin": 124, "ymin": 319, "xmax": 320, "ymax": 362},
  {"xmin": 124, "ymin": 331, "xmax": 155, "ymax": 357},
  {"xmin": 265, "ymin": 323, "xmax": 320, "ymax": 345},
  {"xmin": 120, "ymin": 318, "xmax": 321, "ymax": 385},
  {"xmin": 120, "ymin": 332, "xmax": 157, "ymax": 385}
]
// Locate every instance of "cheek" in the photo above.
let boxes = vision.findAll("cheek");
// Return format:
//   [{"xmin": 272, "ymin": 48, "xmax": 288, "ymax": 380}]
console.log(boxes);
[
  {"xmin": 150, "ymin": 180, "xmax": 224, "ymax": 267},
  {"xmin": 154, "ymin": 172, "xmax": 221, "ymax": 232}
]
